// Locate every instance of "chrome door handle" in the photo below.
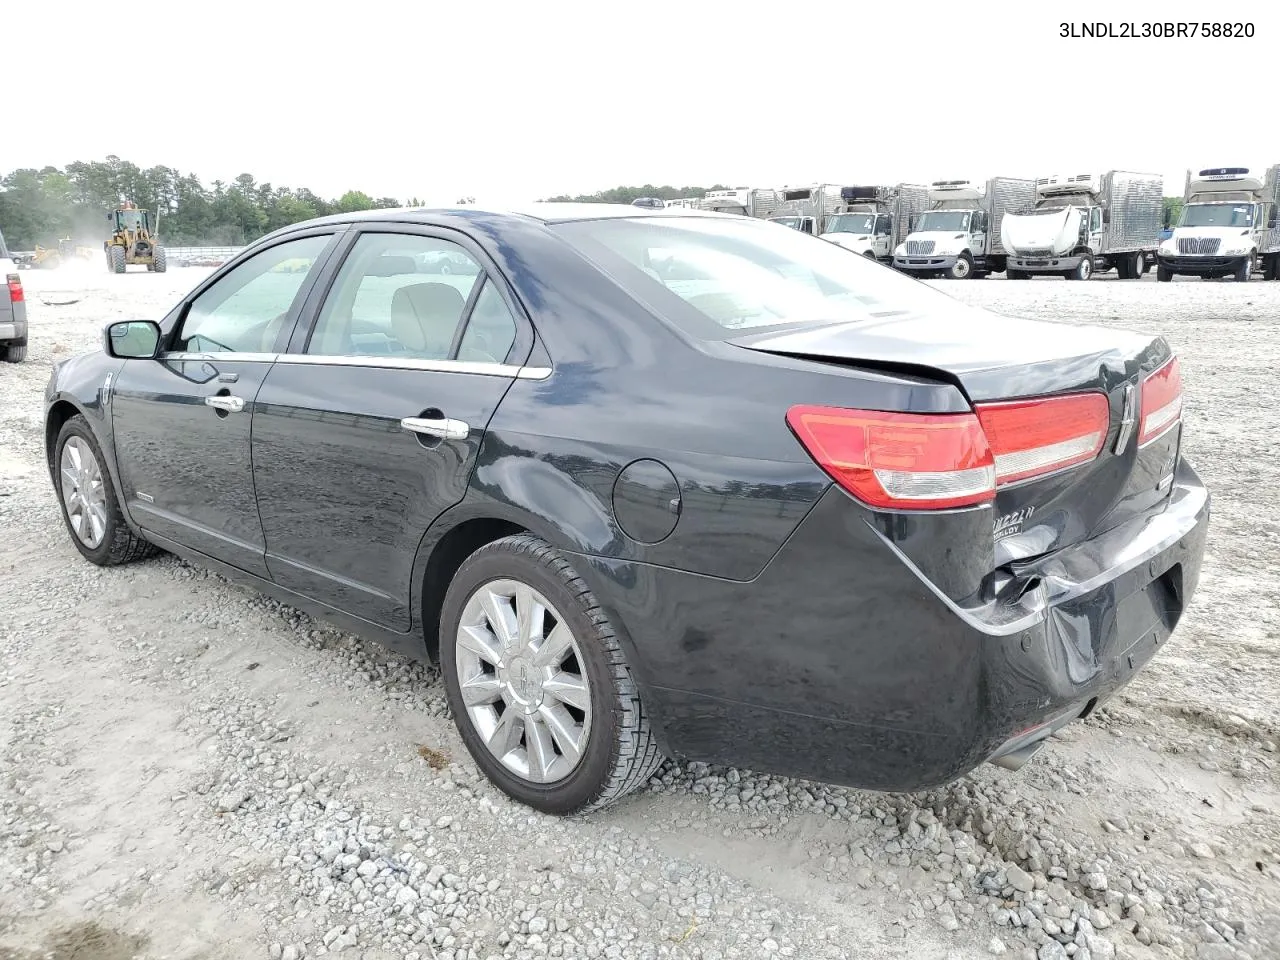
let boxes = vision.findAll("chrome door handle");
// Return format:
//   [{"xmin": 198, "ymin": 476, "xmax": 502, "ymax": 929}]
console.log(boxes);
[
  {"xmin": 400, "ymin": 416, "xmax": 469, "ymax": 441},
  {"xmin": 204, "ymin": 395, "xmax": 245, "ymax": 413}
]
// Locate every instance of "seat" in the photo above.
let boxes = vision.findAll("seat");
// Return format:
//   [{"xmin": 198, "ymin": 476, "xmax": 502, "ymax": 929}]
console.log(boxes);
[{"xmin": 390, "ymin": 282, "xmax": 466, "ymax": 358}]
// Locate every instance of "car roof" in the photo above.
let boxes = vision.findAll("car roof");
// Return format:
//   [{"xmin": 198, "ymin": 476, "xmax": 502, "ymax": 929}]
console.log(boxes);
[{"xmin": 292, "ymin": 202, "xmax": 729, "ymax": 231}]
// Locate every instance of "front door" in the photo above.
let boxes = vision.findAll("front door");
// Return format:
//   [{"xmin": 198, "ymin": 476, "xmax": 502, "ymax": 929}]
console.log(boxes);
[
  {"xmin": 873, "ymin": 214, "xmax": 893, "ymax": 258},
  {"xmin": 251, "ymin": 227, "xmax": 531, "ymax": 631},
  {"xmin": 110, "ymin": 232, "xmax": 339, "ymax": 577}
]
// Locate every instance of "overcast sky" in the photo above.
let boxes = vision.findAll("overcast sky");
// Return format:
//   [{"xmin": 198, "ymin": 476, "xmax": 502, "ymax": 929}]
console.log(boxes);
[{"xmin": 7, "ymin": 0, "xmax": 1278, "ymax": 203}]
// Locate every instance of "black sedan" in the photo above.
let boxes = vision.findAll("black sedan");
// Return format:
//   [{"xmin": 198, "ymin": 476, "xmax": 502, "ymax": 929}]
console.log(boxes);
[{"xmin": 43, "ymin": 203, "xmax": 1210, "ymax": 815}]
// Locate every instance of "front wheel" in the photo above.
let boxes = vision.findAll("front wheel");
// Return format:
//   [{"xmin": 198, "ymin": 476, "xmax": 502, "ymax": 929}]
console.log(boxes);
[
  {"xmin": 947, "ymin": 253, "xmax": 974, "ymax": 280},
  {"xmin": 109, "ymin": 245, "xmax": 126, "ymax": 274},
  {"xmin": 153, "ymin": 245, "xmax": 168, "ymax": 273},
  {"xmin": 1234, "ymin": 255, "xmax": 1253, "ymax": 283},
  {"xmin": 1157, "ymin": 265, "xmax": 1173, "ymax": 282},
  {"xmin": 54, "ymin": 415, "xmax": 160, "ymax": 566},
  {"xmin": 440, "ymin": 535, "xmax": 665, "ymax": 815},
  {"xmin": 1066, "ymin": 255, "xmax": 1093, "ymax": 281}
]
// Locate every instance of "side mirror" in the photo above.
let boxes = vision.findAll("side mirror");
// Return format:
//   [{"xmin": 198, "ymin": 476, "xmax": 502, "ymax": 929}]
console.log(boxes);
[
  {"xmin": 1163, "ymin": 209, "xmax": 1172, "ymax": 229},
  {"xmin": 104, "ymin": 320, "xmax": 161, "ymax": 359}
]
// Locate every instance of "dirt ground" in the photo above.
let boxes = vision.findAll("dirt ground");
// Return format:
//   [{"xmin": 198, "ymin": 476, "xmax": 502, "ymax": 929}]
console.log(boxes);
[{"xmin": 1, "ymin": 263, "xmax": 1278, "ymax": 960}]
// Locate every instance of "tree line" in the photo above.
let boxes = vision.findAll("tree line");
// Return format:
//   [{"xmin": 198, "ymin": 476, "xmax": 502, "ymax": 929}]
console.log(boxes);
[{"xmin": 0, "ymin": 156, "xmax": 430, "ymax": 250}]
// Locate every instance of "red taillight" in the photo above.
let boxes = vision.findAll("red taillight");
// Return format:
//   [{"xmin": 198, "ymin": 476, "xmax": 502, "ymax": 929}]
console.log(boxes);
[
  {"xmin": 5, "ymin": 274, "xmax": 21, "ymax": 303},
  {"xmin": 1138, "ymin": 356, "xmax": 1182, "ymax": 447},
  {"xmin": 785, "ymin": 405, "xmax": 997, "ymax": 510},
  {"xmin": 975, "ymin": 393, "xmax": 1109, "ymax": 485}
]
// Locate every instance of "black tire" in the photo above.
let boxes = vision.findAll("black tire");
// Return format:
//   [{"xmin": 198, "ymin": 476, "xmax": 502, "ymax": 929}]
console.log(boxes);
[
  {"xmin": 154, "ymin": 246, "xmax": 168, "ymax": 273},
  {"xmin": 1115, "ymin": 256, "xmax": 1132, "ymax": 280},
  {"xmin": 947, "ymin": 253, "xmax": 974, "ymax": 280},
  {"xmin": 109, "ymin": 245, "xmax": 126, "ymax": 274},
  {"xmin": 1266, "ymin": 254, "xmax": 1280, "ymax": 282},
  {"xmin": 1234, "ymin": 255, "xmax": 1253, "ymax": 283},
  {"xmin": 1066, "ymin": 255, "xmax": 1093, "ymax": 281},
  {"xmin": 2, "ymin": 343, "xmax": 27, "ymax": 363},
  {"xmin": 53, "ymin": 415, "xmax": 160, "ymax": 567},
  {"xmin": 1006, "ymin": 269, "xmax": 1027, "ymax": 280},
  {"xmin": 440, "ymin": 534, "xmax": 665, "ymax": 815},
  {"xmin": 1157, "ymin": 265, "xmax": 1173, "ymax": 282}
]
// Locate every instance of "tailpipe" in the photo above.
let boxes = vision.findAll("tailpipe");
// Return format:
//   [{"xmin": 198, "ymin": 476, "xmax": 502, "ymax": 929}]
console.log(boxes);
[{"xmin": 988, "ymin": 739, "xmax": 1045, "ymax": 772}]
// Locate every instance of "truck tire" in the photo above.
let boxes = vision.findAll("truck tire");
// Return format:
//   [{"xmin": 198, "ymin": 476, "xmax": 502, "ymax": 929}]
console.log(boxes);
[
  {"xmin": 947, "ymin": 253, "xmax": 974, "ymax": 280},
  {"xmin": 1066, "ymin": 255, "xmax": 1093, "ymax": 281},
  {"xmin": 1116, "ymin": 256, "xmax": 1132, "ymax": 280},
  {"xmin": 1265, "ymin": 254, "xmax": 1280, "ymax": 281},
  {"xmin": 1157, "ymin": 265, "xmax": 1173, "ymax": 282},
  {"xmin": 1234, "ymin": 255, "xmax": 1253, "ymax": 282},
  {"xmin": 2, "ymin": 343, "xmax": 27, "ymax": 363},
  {"xmin": 109, "ymin": 245, "xmax": 126, "ymax": 274},
  {"xmin": 1121, "ymin": 251, "xmax": 1143, "ymax": 280},
  {"xmin": 153, "ymin": 246, "xmax": 168, "ymax": 273},
  {"xmin": 1007, "ymin": 269, "xmax": 1028, "ymax": 280}
]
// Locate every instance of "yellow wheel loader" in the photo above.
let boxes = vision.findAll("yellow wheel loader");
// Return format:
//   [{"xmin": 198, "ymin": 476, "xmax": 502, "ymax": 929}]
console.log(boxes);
[
  {"xmin": 104, "ymin": 202, "xmax": 167, "ymax": 274},
  {"xmin": 32, "ymin": 239, "xmax": 96, "ymax": 269}
]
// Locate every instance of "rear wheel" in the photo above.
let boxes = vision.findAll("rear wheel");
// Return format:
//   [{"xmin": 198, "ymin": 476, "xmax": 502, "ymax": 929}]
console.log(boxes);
[
  {"xmin": 1265, "ymin": 254, "xmax": 1280, "ymax": 281},
  {"xmin": 2, "ymin": 343, "xmax": 27, "ymax": 363},
  {"xmin": 1115, "ymin": 256, "xmax": 1132, "ymax": 280},
  {"xmin": 54, "ymin": 415, "xmax": 160, "ymax": 566},
  {"xmin": 153, "ymin": 246, "xmax": 168, "ymax": 273},
  {"xmin": 440, "ymin": 534, "xmax": 665, "ymax": 815},
  {"xmin": 109, "ymin": 245, "xmax": 126, "ymax": 274}
]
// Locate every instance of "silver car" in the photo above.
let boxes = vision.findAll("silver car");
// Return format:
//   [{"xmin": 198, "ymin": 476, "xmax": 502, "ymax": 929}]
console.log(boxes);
[{"xmin": 1, "ymin": 226, "xmax": 29, "ymax": 362}]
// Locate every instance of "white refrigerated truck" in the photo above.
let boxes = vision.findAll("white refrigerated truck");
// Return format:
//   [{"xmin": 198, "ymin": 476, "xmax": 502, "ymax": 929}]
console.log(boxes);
[
  {"xmin": 892, "ymin": 178, "xmax": 1036, "ymax": 279},
  {"xmin": 1155, "ymin": 166, "xmax": 1280, "ymax": 282},
  {"xmin": 1000, "ymin": 171, "xmax": 1163, "ymax": 280},
  {"xmin": 770, "ymin": 184, "xmax": 929, "ymax": 263},
  {"xmin": 699, "ymin": 188, "xmax": 781, "ymax": 219}
]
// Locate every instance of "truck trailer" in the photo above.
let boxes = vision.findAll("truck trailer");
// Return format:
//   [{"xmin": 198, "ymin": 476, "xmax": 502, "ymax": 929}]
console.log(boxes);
[
  {"xmin": 699, "ymin": 188, "xmax": 781, "ymax": 219},
  {"xmin": 1000, "ymin": 171, "xmax": 1163, "ymax": 280},
  {"xmin": 1156, "ymin": 166, "xmax": 1280, "ymax": 282},
  {"xmin": 892, "ymin": 177, "xmax": 1036, "ymax": 279}
]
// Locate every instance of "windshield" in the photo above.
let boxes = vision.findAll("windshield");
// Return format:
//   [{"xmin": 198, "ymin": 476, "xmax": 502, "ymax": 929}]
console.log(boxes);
[
  {"xmin": 915, "ymin": 211, "xmax": 971, "ymax": 233},
  {"xmin": 118, "ymin": 211, "xmax": 144, "ymax": 230},
  {"xmin": 1178, "ymin": 203, "xmax": 1255, "ymax": 228},
  {"xmin": 553, "ymin": 215, "xmax": 971, "ymax": 335},
  {"xmin": 824, "ymin": 214, "xmax": 875, "ymax": 235}
]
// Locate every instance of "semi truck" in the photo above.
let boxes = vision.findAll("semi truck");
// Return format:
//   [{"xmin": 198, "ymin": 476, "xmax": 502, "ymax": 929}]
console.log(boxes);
[
  {"xmin": 1000, "ymin": 171, "xmax": 1163, "ymax": 280},
  {"xmin": 1155, "ymin": 165, "xmax": 1280, "ymax": 282},
  {"xmin": 892, "ymin": 177, "xmax": 1036, "ymax": 279}
]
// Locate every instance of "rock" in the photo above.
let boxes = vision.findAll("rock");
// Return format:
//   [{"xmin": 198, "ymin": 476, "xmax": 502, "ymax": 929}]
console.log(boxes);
[
  {"xmin": 989, "ymin": 938, "xmax": 1008, "ymax": 955},
  {"xmin": 1189, "ymin": 843, "xmax": 1216, "ymax": 860},
  {"xmin": 528, "ymin": 917, "xmax": 548, "ymax": 935},
  {"xmin": 1007, "ymin": 865, "xmax": 1036, "ymax": 893},
  {"xmin": 1197, "ymin": 945, "xmax": 1237, "ymax": 960},
  {"xmin": 1038, "ymin": 942, "xmax": 1067, "ymax": 960}
]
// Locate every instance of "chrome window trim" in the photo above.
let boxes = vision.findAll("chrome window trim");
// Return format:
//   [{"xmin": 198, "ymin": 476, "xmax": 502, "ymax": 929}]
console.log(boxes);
[{"xmin": 158, "ymin": 350, "xmax": 552, "ymax": 380}]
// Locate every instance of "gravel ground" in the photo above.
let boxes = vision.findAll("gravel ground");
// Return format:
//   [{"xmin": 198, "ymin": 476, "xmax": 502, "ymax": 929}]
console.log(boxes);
[{"xmin": 1, "ymin": 263, "xmax": 1278, "ymax": 960}]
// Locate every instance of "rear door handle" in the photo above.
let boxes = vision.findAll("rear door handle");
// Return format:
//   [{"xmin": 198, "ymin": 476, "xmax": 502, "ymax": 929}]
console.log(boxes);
[
  {"xmin": 400, "ymin": 416, "xmax": 469, "ymax": 441},
  {"xmin": 204, "ymin": 395, "xmax": 245, "ymax": 413}
]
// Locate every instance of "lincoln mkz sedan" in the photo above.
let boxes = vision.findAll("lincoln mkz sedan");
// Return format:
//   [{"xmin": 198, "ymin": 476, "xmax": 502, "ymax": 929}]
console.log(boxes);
[{"xmin": 44, "ymin": 204, "xmax": 1210, "ymax": 814}]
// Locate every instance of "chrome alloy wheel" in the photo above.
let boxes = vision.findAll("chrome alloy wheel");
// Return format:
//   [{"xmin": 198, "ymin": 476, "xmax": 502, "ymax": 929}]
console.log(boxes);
[
  {"xmin": 60, "ymin": 437, "xmax": 108, "ymax": 548},
  {"xmin": 454, "ymin": 578, "xmax": 592, "ymax": 784}
]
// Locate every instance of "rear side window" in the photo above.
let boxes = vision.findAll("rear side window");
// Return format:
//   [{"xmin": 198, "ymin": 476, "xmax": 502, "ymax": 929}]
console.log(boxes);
[{"xmin": 307, "ymin": 233, "xmax": 484, "ymax": 359}]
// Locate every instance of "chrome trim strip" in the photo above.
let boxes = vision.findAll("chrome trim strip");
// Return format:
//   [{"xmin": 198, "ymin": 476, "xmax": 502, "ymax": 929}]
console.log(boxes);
[
  {"xmin": 158, "ymin": 350, "xmax": 553, "ymax": 380},
  {"xmin": 273, "ymin": 353, "xmax": 552, "ymax": 380},
  {"xmin": 162, "ymin": 351, "xmax": 280, "ymax": 363}
]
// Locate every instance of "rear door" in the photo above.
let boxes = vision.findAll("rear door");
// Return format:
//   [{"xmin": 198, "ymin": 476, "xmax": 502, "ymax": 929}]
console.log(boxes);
[
  {"xmin": 251, "ymin": 225, "xmax": 532, "ymax": 631},
  {"xmin": 110, "ymin": 231, "xmax": 340, "ymax": 577}
]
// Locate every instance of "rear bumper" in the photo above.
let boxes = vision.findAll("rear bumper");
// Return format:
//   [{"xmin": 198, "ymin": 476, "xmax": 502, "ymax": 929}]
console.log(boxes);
[
  {"xmin": 894, "ymin": 254, "xmax": 959, "ymax": 272},
  {"xmin": 582, "ymin": 458, "xmax": 1209, "ymax": 792},
  {"xmin": 1157, "ymin": 254, "xmax": 1246, "ymax": 275},
  {"xmin": 0, "ymin": 317, "xmax": 27, "ymax": 344}
]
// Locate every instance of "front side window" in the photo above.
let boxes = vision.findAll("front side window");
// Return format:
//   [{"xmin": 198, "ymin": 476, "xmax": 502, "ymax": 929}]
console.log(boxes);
[
  {"xmin": 554, "ymin": 215, "xmax": 978, "ymax": 335},
  {"xmin": 307, "ymin": 233, "xmax": 483, "ymax": 359},
  {"xmin": 174, "ymin": 234, "xmax": 332, "ymax": 353}
]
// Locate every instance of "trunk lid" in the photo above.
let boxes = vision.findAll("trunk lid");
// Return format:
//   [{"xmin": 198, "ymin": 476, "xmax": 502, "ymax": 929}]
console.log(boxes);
[{"xmin": 731, "ymin": 310, "xmax": 1182, "ymax": 564}]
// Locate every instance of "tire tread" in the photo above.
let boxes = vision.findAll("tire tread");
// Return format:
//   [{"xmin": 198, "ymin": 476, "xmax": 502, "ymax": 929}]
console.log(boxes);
[{"xmin": 458, "ymin": 534, "xmax": 665, "ymax": 813}]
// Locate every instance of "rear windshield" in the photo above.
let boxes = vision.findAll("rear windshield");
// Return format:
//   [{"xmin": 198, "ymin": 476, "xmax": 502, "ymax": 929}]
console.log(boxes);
[{"xmin": 553, "ymin": 215, "xmax": 962, "ymax": 337}]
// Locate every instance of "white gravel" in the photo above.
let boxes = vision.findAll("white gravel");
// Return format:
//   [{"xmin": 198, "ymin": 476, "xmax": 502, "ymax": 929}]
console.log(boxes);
[{"xmin": 1, "ymin": 263, "xmax": 1279, "ymax": 960}]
